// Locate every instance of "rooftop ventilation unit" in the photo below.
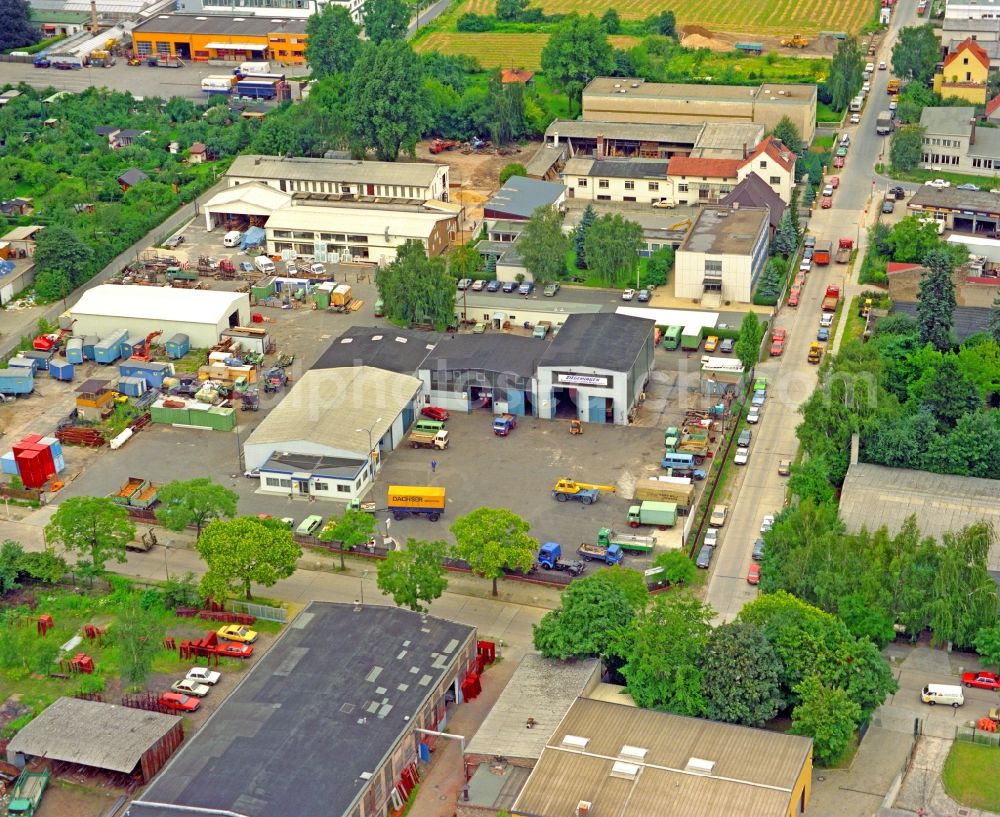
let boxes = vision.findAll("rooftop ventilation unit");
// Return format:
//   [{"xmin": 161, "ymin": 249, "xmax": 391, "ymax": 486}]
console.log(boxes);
[
  {"xmin": 619, "ymin": 745, "xmax": 648, "ymax": 762},
  {"xmin": 610, "ymin": 761, "xmax": 640, "ymax": 780},
  {"xmin": 562, "ymin": 734, "xmax": 590, "ymax": 750},
  {"xmin": 685, "ymin": 757, "xmax": 716, "ymax": 775}
]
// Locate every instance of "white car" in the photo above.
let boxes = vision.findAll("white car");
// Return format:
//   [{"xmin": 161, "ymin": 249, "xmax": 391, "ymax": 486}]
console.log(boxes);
[
  {"xmin": 704, "ymin": 528, "xmax": 719, "ymax": 547},
  {"xmin": 862, "ymin": 81, "xmax": 871, "ymax": 94},
  {"xmin": 865, "ymin": 62, "xmax": 875, "ymax": 73},
  {"xmin": 734, "ymin": 449, "xmax": 749, "ymax": 465},
  {"xmin": 889, "ymin": 100, "xmax": 898, "ymax": 111},
  {"xmin": 822, "ymin": 184, "xmax": 834, "ymax": 197},
  {"xmin": 799, "ymin": 259, "xmax": 812, "ymax": 273},
  {"xmin": 747, "ymin": 407, "xmax": 761, "ymax": 424},
  {"xmin": 820, "ymin": 313, "xmax": 834, "ymax": 328},
  {"xmin": 621, "ymin": 289, "xmax": 635, "ymax": 301},
  {"xmin": 878, "ymin": 61, "xmax": 887, "ymax": 70},
  {"xmin": 171, "ymin": 678, "xmax": 211, "ymax": 697},
  {"xmin": 186, "ymin": 667, "xmax": 221, "ymax": 685},
  {"xmin": 760, "ymin": 514, "xmax": 775, "ymax": 534},
  {"xmin": 456, "ymin": 278, "xmax": 472, "ymax": 290},
  {"xmin": 850, "ymin": 113, "xmax": 861, "ymax": 124},
  {"xmin": 243, "ymin": 468, "xmax": 260, "ymax": 479},
  {"xmin": 471, "ymin": 279, "xmax": 486, "ymax": 291},
  {"xmin": 925, "ymin": 179, "xmax": 951, "ymax": 188}
]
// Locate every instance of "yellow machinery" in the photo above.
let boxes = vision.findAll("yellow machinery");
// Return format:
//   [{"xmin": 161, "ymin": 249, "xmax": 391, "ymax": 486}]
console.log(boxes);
[
  {"xmin": 808, "ymin": 342, "xmax": 823, "ymax": 364},
  {"xmin": 552, "ymin": 478, "xmax": 616, "ymax": 505},
  {"xmin": 780, "ymin": 34, "xmax": 809, "ymax": 48},
  {"xmin": 569, "ymin": 419, "xmax": 583, "ymax": 435}
]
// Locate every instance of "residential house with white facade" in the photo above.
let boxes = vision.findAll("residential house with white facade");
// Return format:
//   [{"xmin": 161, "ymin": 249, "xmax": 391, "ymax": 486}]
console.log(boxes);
[{"xmin": 919, "ymin": 106, "xmax": 1000, "ymax": 176}]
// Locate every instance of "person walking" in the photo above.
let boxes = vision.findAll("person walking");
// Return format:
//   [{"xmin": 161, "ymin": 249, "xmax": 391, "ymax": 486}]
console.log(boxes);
[{"xmin": 430, "ymin": 459, "xmax": 437, "ymax": 473}]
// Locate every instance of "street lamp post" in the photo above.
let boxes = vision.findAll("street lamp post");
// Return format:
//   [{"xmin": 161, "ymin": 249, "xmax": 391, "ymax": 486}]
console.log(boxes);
[
  {"xmin": 360, "ymin": 569, "xmax": 368, "ymax": 605},
  {"xmin": 356, "ymin": 417, "xmax": 383, "ymax": 480}
]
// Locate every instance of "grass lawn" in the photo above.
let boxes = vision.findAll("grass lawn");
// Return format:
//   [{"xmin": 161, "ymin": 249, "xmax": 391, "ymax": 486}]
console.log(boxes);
[
  {"xmin": 563, "ymin": 249, "xmax": 650, "ymax": 288},
  {"xmin": 817, "ymin": 103, "xmax": 844, "ymax": 124},
  {"xmin": 414, "ymin": 32, "xmax": 639, "ymax": 70},
  {"xmin": 942, "ymin": 741, "xmax": 1000, "ymax": 813},
  {"xmin": 889, "ymin": 166, "xmax": 1000, "ymax": 190},
  {"xmin": 813, "ymin": 134, "xmax": 836, "ymax": 150}
]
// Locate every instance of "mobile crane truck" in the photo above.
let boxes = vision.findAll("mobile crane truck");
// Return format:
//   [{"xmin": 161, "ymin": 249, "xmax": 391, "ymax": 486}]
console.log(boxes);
[{"xmin": 552, "ymin": 478, "xmax": 616, "ymax": 505}]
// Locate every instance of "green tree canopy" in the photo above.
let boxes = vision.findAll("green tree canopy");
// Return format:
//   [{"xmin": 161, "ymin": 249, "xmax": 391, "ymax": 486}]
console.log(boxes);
[
  {"xmin": 518, "ymin": 206, "xmax": 567, "ymax": 285},
  {"xmin": 155, "ymin": 478, "xmax": 238, "ymax": 539},
  {"xmin": 601, "ymin": 8, "xmax": 621, "ymax": 33},
  {"xmin": 574, "ymin": 204, "xmax": 597, "ymax": 269},
  {"xmin": 499, "ymin": 162, "xmax": 527, "ymax": 184},
  {"xmin": 890, "ymin": 125, "xmax": 925, "ymax": 172},
  {"xmin": 700, "ymin": 622, "xmax": 783, "ymax": 726},
  {"xmin": 318, "ymin": 508, "xmax": 377, "ymax": 570},
  {"xmin": 734, "ymin": 311, "xmax": 764, "ymax": 374},
  {"xmin": 347, "ymin": 41, "xmax": 427, "ymax": 160},
  {"xmin": 376, "ymin": 538, "xmax": 449, "ymax": 612},
  {"xmin": 362, "ymin": 0, "xmax": 409, "ymax": 43},
  {"xmin": 791, "ymin": 676, "xmax": 861, "ymax": 766},
  {"xmin": 0, "ymin": 0, "xmax": 40, "ymax": 50},
  {"xmin": 652, "ymin": 549, "xmax": 697, "ymax": 587},
  {"xmin": 772, "ymin": 116, "xmax": 802, "ymax": 155},
  {"xmin": 540, "ymin": 14, "xmax": 613, "ymax": 115},
  {"xmin": 583, "ymin": 213, "xmax": 643, "ymax": 287},
  {"xmin": 197, "ymin": 517, "xmax": 301, "ymax": 600},
  {"xmin": 44, "ymin": 497, "xmax": 135, "ymax": 578},
  {"xmin": 533, "ymin": 574, "xmax": 635, "ymax": 659},
  {"xmin": 917, "ymin": 248, "xmax": 957, "ymax": 351},
  {"xmin": 892, "ymin": 25, "xmax": 941, "ymax": 84},
  {"xmin": 974, "ymin": 622, "xmax": 1000, "ymax": 671},
  {"xmin": 117, "ymin": 596, "xmax": 165, "ymax": 689},
  {"xmin": 496, "ymin": 0, "xmax": 528, "ymax": 20},
  {"xmin": 306, "ymin": 4, "xmax": 362, "ymax": 78},
  {"xmin": 450, "ymin": 507, "xmax": 536, "ymax": 596},
  {"xmin": 828, "ymin": 37, "xmax": 863, "ymax": 111},
  {"xmin": 32, "ymin": 224, "xmax": 94, "ymax": 302},
  {"xmin": 375, "ymin": 241, "xmax": 456, "ymax": 329},
  {"xmin": 643, "ymin": 245, "xmax": 673, "ymax": 287}
]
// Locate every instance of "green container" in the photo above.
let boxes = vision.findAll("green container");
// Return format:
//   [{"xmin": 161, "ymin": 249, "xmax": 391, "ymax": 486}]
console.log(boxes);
[
  {"xmin": 251, "ymin": 276, "xmax": 275, "ymax": 301},
  {"xmin": 205, "ymin": 406, "xmax": 236, "ymax": 431},
  {"xmin": 151, "ymin": 405, "xmax": 190, "ymax": 425},
  {"xmin": 313, "ymin": 289, "xmax": 331, "ymax": 309}
]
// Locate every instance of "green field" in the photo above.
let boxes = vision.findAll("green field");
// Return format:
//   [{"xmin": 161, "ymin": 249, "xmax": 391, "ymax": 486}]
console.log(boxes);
[
  {"xmin": 415, "ymin": 32, "xmax": 639, "ymax": 69},
  {"xmin": 942, "ymin": 741, "xmax": 1000, "ymax": 813},
  {"xmin": 454, "ymin": 0, "xmax": 872, "ymax": 34}
]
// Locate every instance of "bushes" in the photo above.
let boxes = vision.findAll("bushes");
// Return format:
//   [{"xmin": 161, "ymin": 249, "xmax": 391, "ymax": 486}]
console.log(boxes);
[
  {"xmin": 753, "ymin": 257, "xmax": 790, "ymax": 306},
  {"xmin": 457, "ymin": 13, "xmax": 494, "ymax": 31}
]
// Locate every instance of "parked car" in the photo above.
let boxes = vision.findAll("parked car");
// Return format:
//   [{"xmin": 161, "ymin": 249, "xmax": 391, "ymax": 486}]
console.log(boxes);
[
  {"xmin": 798, "ymin": 258, "xmax": 811, "ymax": 272},
  {"xmin": 637, "ymin": 289, "xmax": 651, "ymax": 302},
  {"xmin": 770, "ymin": 337, "xmax": 785, "ymax": 356},
  {"xmin": 752, "ymin": 390, "xmax": 767, "ymax": 408},
  {"xmin": 817, "ymin": 327, "xmax": 830, "ymax": 341},
  {"xmin": 962, "ymin": 671, "xmax": 1000, "ymax": 690},
  {"xmin": 218, "ymin": 625, "xmax": 258, "ymax": 643},
  {"xmin": 840, "ymin": 134, "xmax": 850, "ymax": 147},
  {"xmin": 760, "ymin": 514, "xmax": 775, "ymax": 533},
  {"xmin": 737, "ymin": 429, "xmax": 752, "ymax": 448},
  {"xmin": 822, "ymin": 184, "xmax": 834, "ymax": 197},
  {"xmin": 778, "ymin": 459, "xmax": 791, "ymax": 476},
  {"xmin": 239, "ymin": 261, "xmax": 254, "ymax": 273},
  {"xmin": 543, "ymin": 282, "xmax": 560, "ymax": 296},
  {"xmin": 471, "ymin": 279, "xmax": 486, "ymax": 291},
  {"xmin": 243, "ymin": 467, "xmax": 260, "ymax": 479},
  {"xmin": 296, "ymin": 516, "xmax": 323, "ymax": 537},
  {"xmin": 803, "ymin": 247, "xmax": 814, "ymax": 261},
  {"xmin": 472, "ymin": 321, "xmax": 486, "ymax": 333},
  {"xmin": 747, "ymin": 407, "xmax": 761, "ymax": 424},
  {"xmin": 754, "ymin": 376, "xmax": 767, "ymax": 392},
  {"xmin": 710, "ymin": 504, "xmax": 728, "ymax": 527},
  {"xmin": 502, "ymin": 281, "xmax": 517, "ymax": 293},
  {"xmin": 519, "ymin": 281, "xmax": 534, "ymax": 295},
  {"xmin": 186, "ymin": 667, "xmax": 221, "ymax": 685},
  {"xmin": 820, "ymin": 313, "xmax": 834, "ymax": 327},
  {"xmin": 704, "ymin": 528, "xmax": 719, "ymax": 548},
  {"xmin": 217, "ymin": 642, "xmax": 254, "ymax": 659},
  {"xmin": 734, "ymin": 448, "xmax": 749, "ymax": 465},
  {"xmin": 171, "ymin": 678, "xmax": 211, "ymax": 697},
  {"xmin": 829, "ymin": 176, "xmax": 840, "ymax": 189},
  {"xmin": 159, "ymin": 692, "xmax": 200, "ymax": 712},
  {"xmin": 925, "ymin": 179, "xmax": 950, "ymax": 188},
  {"xmin": 850, "ymin": 113, "xmax": 861, "ymax": 124},
  {"xmin": 704, "ymin": 335, "xmax": 719, "ymax": 352},
  {"xmin": 622, "ymin": 289, "xmax": 635, "ymax": 301},
  {"xmin": 719, "ymin": 338, "xmax": 734, "ymax": 353},
  {"xmin": 752, "ymin": 538, "xmax": 765, "ymax": 561},
  {"xmin": 486, "ymin": 280, "xmax": 502, "ymax": 292},
  {"xmin": 888, "ymin": 100, "xmax": 898, "ymax": 111},
  {"xmin": 804, "ymin": 235, "xmax": 816, "ymax": 248},
  {"xmin": 747, "ymin": 564, "xmax": 761, "ymax": 585},
  {"xmin": 835, "ymin": 146, "xmax": 848, "ymax": 158},
  {"xmin": 421, "ymin": 406, "xmax": 449, "ymax": 421},
  {"xmin": 821, "ymin": 196, "xmax": 833, "ymax": 209},
  {"xmin": 878, "ymin": 60, "xmax": 886, "ymax": 70},
  {"xmin": 696, "ymin": 544, "xmax": 714, "ymax": 569},
  {"xmin": 788, "ymin": 288, "xmax": 801, "ymax": 307},
  {"xmin": 957, "ymin": 183, "xmax": 981, "ymax": 191},
  {"xmin": 881, "ymin": 199, "xmax": 895, "ymax": 214},
  {"xmin": 456, "ymin": 278, "xmax": 472, "ymax": 290},
  {"xmin": 834, "ymin": 156, "xmax": 845, "ymax": 168}
]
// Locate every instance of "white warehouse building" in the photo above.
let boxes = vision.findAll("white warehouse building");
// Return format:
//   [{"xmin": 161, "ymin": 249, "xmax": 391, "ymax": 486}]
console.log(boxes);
[{"xmin": 69, "ymin": 285, "xmax": 250, "ymax": 348}]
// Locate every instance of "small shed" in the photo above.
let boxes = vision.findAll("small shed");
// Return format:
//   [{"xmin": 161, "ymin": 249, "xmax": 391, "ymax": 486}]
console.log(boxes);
[
  {"xmin": 117, "ymin": 168, "xmax": 149, "ymax": 191},
  {"xmin": 189, "ymin": 142, "xmax": 208, "ymax": 163},
  {"xmin": 6, "ymin": 697, "xmax": 183, "ymax": 783}
]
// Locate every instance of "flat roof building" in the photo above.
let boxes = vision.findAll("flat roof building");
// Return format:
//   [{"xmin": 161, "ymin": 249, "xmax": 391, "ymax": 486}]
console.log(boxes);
[
  {"xmin": 918, "ymin": 107, "xmax": 1000, "ymax": 178},
  {"xmin": 908, "ymin": 186, "xmax": 1000, "ymax": 234},
  {"xmin": 126, "ymin": 603, "xmax": 477, "ymax": 817},
  {"xmin": 130, "ymin": 14, "xmax": 309, "ymax": 63},
  {"xmin": 202, "ymin": 182, "xmax": 292, "ymax": 231},
  {"xmin": 314, "ymin": 326, "xmax": 441, "ymax": 374},
  {"xmin": 483, "ymin": 177, "xmax": 566, "ymax": 221},
  {"xmin": 511, "ymin": 698, "xmax": 813, "ymax": 817},
  {"xmin": 242, "ymin": 366, "xmax": 421, "ymax": 502},
  {"xmin": 582, "ymin": 77, "xmax": 817, "ymax": 143}
]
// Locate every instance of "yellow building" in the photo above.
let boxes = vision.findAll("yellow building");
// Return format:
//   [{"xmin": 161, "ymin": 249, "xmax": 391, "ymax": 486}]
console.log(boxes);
[
  {"xmin": 934, "ymin": 38, "xmax": 989, "ymax": 105},
  {"xmin": 130, "ymin": 15, "xmax": 307, "ymax": 65}
]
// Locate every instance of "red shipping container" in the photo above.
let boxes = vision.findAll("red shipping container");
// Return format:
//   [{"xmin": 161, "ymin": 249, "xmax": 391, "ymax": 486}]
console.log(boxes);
[
  {"xmin": 12, "ymin": 434, "xmax": 43, "ymax": 458},
  {"xmin": 16, "ymin": 449, "xmax": 46, "ymax": 489},
  {"xmin": 28, "ymin": 443, "xmax": 55, "ymax": 478}
]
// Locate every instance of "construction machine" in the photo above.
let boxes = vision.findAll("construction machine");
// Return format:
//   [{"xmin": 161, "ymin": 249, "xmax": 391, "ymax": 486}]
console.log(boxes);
[
  {"xmin": 130, "ymin": 331, "xmax": 162, "ymax": 362},
  {"xmin": 780, "ymin": 34, "xmax": 809, "ymax": 48},
  {"xmin": 552, "ymin": 478, "xmax": 616, "ymax": 505}
]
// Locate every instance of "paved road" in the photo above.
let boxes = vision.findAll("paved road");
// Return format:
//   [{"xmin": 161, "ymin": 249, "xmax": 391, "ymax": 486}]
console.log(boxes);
[
  {"xmin": 705, "ymin": 2, "xmax": 916, "ymax": 623},
  {"xmin": 409, "ymin": 0, "xmax": 453, "ymax": 37}
]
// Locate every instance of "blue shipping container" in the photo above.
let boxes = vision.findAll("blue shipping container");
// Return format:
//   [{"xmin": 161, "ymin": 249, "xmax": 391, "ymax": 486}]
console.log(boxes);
[
  {"xmin": 82, "ymin": 336, "xmax": 99, "ymax": 360},
  {"xmin": 0, "ymin": 370, "xmax": 33, "ymax": 394},
  {"xmin": 1, "ymin": 451, "xmax": 18, "ymax": 475},
  {"xmin": 119, "ymin": 335, "xmax": 145, "ymax": 359},
  {"xmin": 8, "ymin": 357, "xmax": 37, "ymax": 373},
  {"xmin": 165, "ymin": 333, "xmax": 190, "ymax": 359},
  {"xmin": 66, "ymin": 337, "xmax": 84, "ymax": 364},
  {"xmin": 49, "ymin": 361, "xmax": 74, "ymax": 381},
  {"xmin": 117, "ymin": 376, "xmax": 147, "ymax": 397},
  {"xmin": 53, "ymin": 452, "xmax": 65, "ymax": 473},
  {"xmin": 119, "ymin": 361, "xmax": 172, "ymax": 388},
  {"xmin": 21, "ymin": 350, "xmax": 53, "ymax": 370}
]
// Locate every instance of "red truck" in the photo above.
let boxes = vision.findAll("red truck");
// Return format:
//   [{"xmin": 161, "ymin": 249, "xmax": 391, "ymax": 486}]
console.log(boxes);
[
  {"xmin": 836, "ymin": 238, "xmax": 853, "ymax": 263},
  {"xmin": 822, "ymin": 285, "xmax": 841, "ymax": 312},
  {"xmin": 814, "ymin": 240, "xmax": 833, "ymax": 265}
]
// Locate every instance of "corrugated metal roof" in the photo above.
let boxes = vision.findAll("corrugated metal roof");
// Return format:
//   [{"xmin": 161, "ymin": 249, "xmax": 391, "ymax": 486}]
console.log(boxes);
[
  {"xmin": 228, "ymin": 155, "xmax": 443, "ymax": 188},
  {"xmin": 264, "ymin": 204, "xmax": 452, "ymax": 237},
  {"xmin": 203, "ymin": 181, "xmax": 292, "ymax": 213},
  {"xmin": 512, "ymin": 699, "xmax": 811, "ymax": 817},
  {"xmin": 7, "ymin": 697, "xmax": 179, "ymax": 773},
  {"xmin": 71, "ymin": 285, "xmax": 248, "ymax": 325}
]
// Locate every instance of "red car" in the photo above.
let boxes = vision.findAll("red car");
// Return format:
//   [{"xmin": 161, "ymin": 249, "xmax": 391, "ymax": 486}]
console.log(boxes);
[
  {"xmin": 829, "ymin": 176, "xmax": 840, "ymax": 188},
  {"xmin": 788, "ymin": 287, "xmax": 801, "ymax": 307},
  {"xmin": 770, "ymin": 338, "xmax": 785, "ymax": 356},
  {"xmin": 833, "ymin": 156, "xmax": 845, "ymax": 168},
  {"xmin": 216, "ymin": 642, "xmax": 254, "ymax": 659},
  {"xmin": 962, "ymin": 671, "xmax": 1000, "ymax": 690},
  {"xmin": 420, "ymin": 406, "xmax": 449, "ymax": 422},
  {"xmin": 159, "ymin": 692, "xmax": 200, "ymax": 712},
  {"xmin": 821, "ymin": 196, "xmax": 833, "ymax": 209},
  {"xmin": 747, "ymin": 564, "xmax": 761, "ymax": 585}
]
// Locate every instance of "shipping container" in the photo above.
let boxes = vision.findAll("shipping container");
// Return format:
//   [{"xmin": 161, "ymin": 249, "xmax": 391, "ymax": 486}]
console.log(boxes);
[
  {"xmin": 1, "ymin": 451, "xmax": 18, "ymax": 475},
  {"xmin": 82, "ymin": 336, "xmax": 99, "ymax": 360},
  {"xmin": 0, "ymin": 370, "xmax": 34, "ymax": 394},
  {"xmin": 165, "ymin": 333, "xmax": 190, "ymax": 359},
  {"xmin": 49, "ymin": 360, "xmax": 74, "ymax": 381},
  {"xmin": 29, "ymin": 443, "xmax": 55, "ymax": 477},
  {"xmin": 119, "ymin": 334, "xmax": 146, "ymax": 359},
  {"xmin": 94, "ymin": 330, "xmax": 127, "ymax": 364},
  {"xmin": 8, "ymin": 357, "xmax": 38, "ymax": 374},
  {"xmin": 251, "ymin": 277, "xmax": 275, "ymax": 301},
  {"xmin": 21, "ymin": 349, "xmax": 54, "ymax": 370},
  {"xmin": 66, "ymin": 337, "xmax": 84, "ymax": 364},
  {"xmin": 119, "ymin": 361, "xmax": 173, "ymax": 388},
  {"xmin": 15, "ymin": 449, "xmax": 46, "ymax": 489},
  {"xmin": 117, "ymin": 376, "xmax": 147, "ymax": 397}
]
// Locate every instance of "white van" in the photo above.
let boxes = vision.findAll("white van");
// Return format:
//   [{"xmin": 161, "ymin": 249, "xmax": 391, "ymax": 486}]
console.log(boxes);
[
  {"xmin": 223, "ymin": 230, "xmax": 242, "ymax": 247},
  {"xmin": 254, "ymin": 255, "xmax": 275, "ymax": 274},
  {"xmin": 920, "ymin": 684, "xmax": 964, "ymax": 707}
]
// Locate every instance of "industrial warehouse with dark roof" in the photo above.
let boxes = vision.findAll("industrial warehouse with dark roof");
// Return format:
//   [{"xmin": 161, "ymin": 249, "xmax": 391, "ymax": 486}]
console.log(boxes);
[
  {"xmin": 126, "ymin": 603, "xmax": 477, "ymax": 817},
  {"xmin": 511, "ymin": 698, "xmax": 813, "ymax": 817}
]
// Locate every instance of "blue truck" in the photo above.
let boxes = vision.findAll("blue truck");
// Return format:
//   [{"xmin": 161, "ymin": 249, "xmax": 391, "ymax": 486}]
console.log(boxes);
[
  {"xmin": 576, "ymin": 540, "xmax": 624, "ymax": 565},
  {"xmin": 492, "ymin": 413, "xmax": 517, "ymax": 436},
  {"xmin": 536, "ymin": 542, "xmax": 585, "ymax": 575}
]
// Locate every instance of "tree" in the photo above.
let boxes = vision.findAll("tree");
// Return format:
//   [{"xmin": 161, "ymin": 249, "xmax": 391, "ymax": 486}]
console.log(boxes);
[
  {"xmin": 892, "ymin": 25, "xmax": 940, "ymax": 84},
  {"xmin": 447, "ymin": 242, "xmax": 484, "ymax": 280},
  {"xmin": 988, "ymin": 295, "xmax": 1000, "ymax": 344},
  {"xmin": 646, "ymin": 10, "xmax": 676, "ymax": 37},
  {"xmin": 117, "ymin": 596, "xmax": 164, "ymax": 689},
  {"xmin": 0, "ymin": 540, "xmax": 24, "ymax": 594},
  {"xmin": 155, "ymin": 478, "xmax": 238, "ymax": 540},
  {"xmin": 499, "ymin": 162, "xmax": 527, "ymax": 184},
  {"xmin": 927, "ymin": 522, "xmax": 998, "ymax": 647},
  {"xmin": 376, "ymin": 538, "xmax": 448, "ymax": 611},
  {"xmin": 347, "ymin": 41, "xmax": 427, "ymax": 161},
  {"xmin": 496, "ymin": 0, "xmax": 528, "ymax": 21},
  {"xmin": 574, "ymin": 204, "xmax": 596, "ymax": 269},
  {"xmin": 601, "ymin": 8, "xmax": 621, "ymax": 33},
  {"xmin": 917, "ymin": 248, "xmax": 957, "ymax": 351},
  {"xmin": 17, "ymin": 550, "xmax": 67, "ymax": 585},
  {"xmin": 643, "ymin": 245, "xmax": 673, "ymax": 286},
  {"xmin": 773, "ymin": 115, "xmax": 802, "ymax": 155},
  {"xmin": 318, "ymin": 509, "xmax": 377, "ymax": 570},
  {"xmin": 584, "ymin": 213, "xmax": 643, "ymax": 286},
  {"xmin": 33, "ymin": 270, "xmax": 74, "ymax": 304},
  {"xmin": 306, "ymin": 4, "xmax": 361, "ymax": 78},
  {"xmin": 613, "ymin": 592, "xmax": 713, "ymax": 714},
  {"xmin": 888, "ymin": 216, "xmax": 940, "ymax": 263},
  {"xmin": 375, "ymin": 241, "xmax": 456, "ymax": 328},
  {"xmin": 0, "ymin": 0, "xmax": 40, "ymax": 50},
  {"xmin": 32, "ymin": 224, "xmax": 94, "ymax": 297},
  {"xmin": 652, "ymin": 549, "xmax": 697, "ymax": 586},
  {"xmin": 197, "ymin": 517, "xmax": 301, "ymax": 601},
  {"xmin": 788, "ymin": 456, "xmax": 836, "ymax": 505},
  {"xmin": 44, "ymin": 497, "xmax": 135, "ymax": 578},
  {"xmin": 700, "ymin": 622, "xmax": 783, "ymax": 726},
  {"xmin": 791, "ymin": 676, "xmax": 861, "ymax": 765},
  {"xmin": 362, "ymin": 0, "xmax": 409, "ymax": 43},
  {"xmin": 912, "ymin": 357, "xmax": 981, "ymax": 430},
  {"xmin": 533, "ymin": 575, "xmax": 635, "ymax": 659},
  {"xmin": 889, "ymin": 125, "xmax": 924, "ymax": 172},
  {"xmin": 584, "ymin": 567, "xmax": 649, "ymax": 610},
  {"xmin": 772, "ymin": 209, "xmax": 799, "ymax": 257},
  {"xmin": 828, "ymin": 37, "xmax": 863, "ymax": 111},
  {"xmin": 518, "ymin": 206, "xmax": 567, "ymax": 285},
  {"xmin": 734, "ymin": 311, "xmax": 764, "ymax": 375},
  {"xmin": 450, "ymin": 507, "xmax": 536, "ymax": 596},
  {"xmin": 487, "ymin": 73, "xmax": 526, "ymax": 146},
  {"xmin": 541, "ymin": 15, "xmax": 613, "ymax": 115},
  {"xmin": 974, "ymin": 622, "xmax": 1000, "ymax": 670}
]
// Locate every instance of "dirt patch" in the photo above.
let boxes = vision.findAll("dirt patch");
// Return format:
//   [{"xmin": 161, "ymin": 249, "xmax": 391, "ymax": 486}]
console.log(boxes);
[
  {"xmin": 680, "ymin": 25, "xmax": 840, "ymax": 58},
  {"xmin": 35, "ymin": 779, "xmax": 124, "ymax": 817},
  {"xmin": 0, "ymin": 694, "xmax": 31, "ymax": 731},
  {"xmin": 413, "ymin": 139, "xmax": 529, "ymax": 194}
]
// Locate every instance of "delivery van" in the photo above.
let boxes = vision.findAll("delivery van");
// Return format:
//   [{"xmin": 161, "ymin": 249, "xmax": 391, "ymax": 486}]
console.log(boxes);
[
  {"xmin": 920, "ymin": 684, "xmax": 964, "ymax": 707},
  {"xmin": 223, "ymin": 230, "xmax": 242, "ymax": 247},
  {"xmin": 254, "ymin": 255, "xmax": 275, "ymax": 274},
  {"xmin": 414, "ymin": 419, "xmax": 445, "ymax": 434}
]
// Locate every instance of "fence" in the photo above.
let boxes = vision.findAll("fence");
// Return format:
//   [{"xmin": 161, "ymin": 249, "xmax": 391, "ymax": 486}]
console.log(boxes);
[
  {"xmin": 956, "ymin": 724, "xmax": 1000, "ymax": 747},
  {"xmin": 230, "ymin": 600, "xmax": 287, "ymax": 623}
]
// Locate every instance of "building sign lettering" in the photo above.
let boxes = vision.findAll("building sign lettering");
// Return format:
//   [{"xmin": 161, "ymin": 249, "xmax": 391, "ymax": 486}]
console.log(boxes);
[{"xmin": 555, "ymin": 372, "xmax": 610, "ymax": 388}]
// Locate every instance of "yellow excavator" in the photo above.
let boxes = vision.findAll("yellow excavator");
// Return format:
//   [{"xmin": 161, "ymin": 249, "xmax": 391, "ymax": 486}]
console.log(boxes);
[
  {"xmin": 780, "ymin": 34, "xmax": 809, "ymax": 48},
  {"xmin": 552, "ymin": 478, "xmax": 616, "ymax": 505}
]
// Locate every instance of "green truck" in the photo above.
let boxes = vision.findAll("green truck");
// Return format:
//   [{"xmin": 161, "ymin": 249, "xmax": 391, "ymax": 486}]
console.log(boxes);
[
  {"xmin": 626, "ymin": 501, "xmax": 678, "ymax": 528},
  {"xmin": 596, "ymin": 526, "xmax": 657, "ymax": 553},
  {"xmin": 7, "ymin": 769, "xmax": 49, "ymax": 817}
]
